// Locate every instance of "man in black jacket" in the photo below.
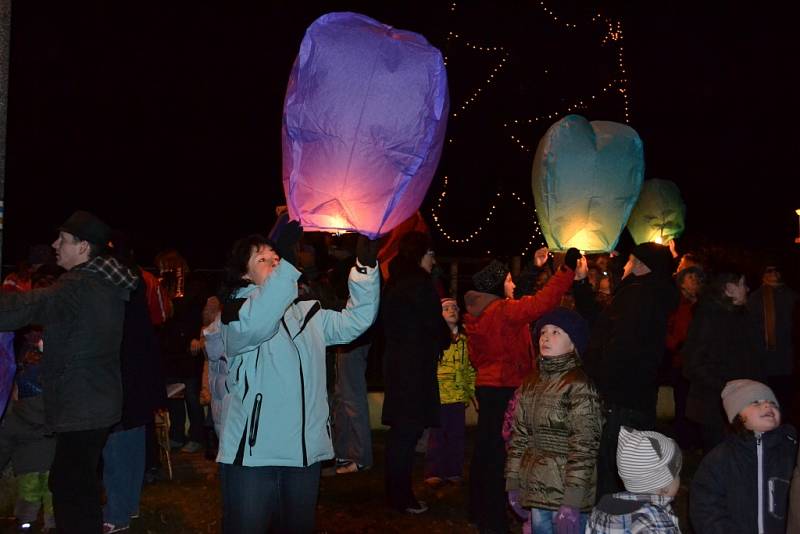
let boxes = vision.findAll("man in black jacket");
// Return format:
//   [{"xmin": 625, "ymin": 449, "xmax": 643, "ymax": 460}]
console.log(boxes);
[
  {"xmin": 0, "ymin": 211, "xmax": 138, "ymax": 533},
  {"xmin": 584, "ymin": 242, "xmax": 679, "ymax": 501}
]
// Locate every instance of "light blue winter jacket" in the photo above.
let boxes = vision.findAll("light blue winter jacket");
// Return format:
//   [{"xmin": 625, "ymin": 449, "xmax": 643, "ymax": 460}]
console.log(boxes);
[
  {"xmin": 203, "ymin": 319, "xmax": 227, "ymax": 437},
  {"xmin": 218, "ymin": 260, "xmax": 379, "ymax": 467}
]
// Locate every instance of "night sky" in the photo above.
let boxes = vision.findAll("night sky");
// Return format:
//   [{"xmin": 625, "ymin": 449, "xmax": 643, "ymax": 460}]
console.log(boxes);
[{"xmin": 3, "ymin": 2, "xmax": 798, "ymax": 269}]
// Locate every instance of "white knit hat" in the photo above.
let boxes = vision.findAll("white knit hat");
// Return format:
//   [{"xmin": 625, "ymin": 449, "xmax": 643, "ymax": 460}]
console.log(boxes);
[{"xmin": 617, "ymin": 427, "xmax": 682, "ymax": 493}]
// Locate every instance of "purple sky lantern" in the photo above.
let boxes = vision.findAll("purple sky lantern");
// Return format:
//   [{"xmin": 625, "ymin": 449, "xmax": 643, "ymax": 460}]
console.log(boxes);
[{"xmin": 282, "ymin": 12, "xmax": 449, "ymax": 239}]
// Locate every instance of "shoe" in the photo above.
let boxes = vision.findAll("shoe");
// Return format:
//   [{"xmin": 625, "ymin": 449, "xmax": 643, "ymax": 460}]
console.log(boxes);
[
  {"xmin": 17, "ymin": 522, "xmax": 33, "ymax": 533},
  {"xmin": 103, "ymin": 523, "xmax": 130, "ymax": 533},
  {"xmin": 181, "ymin": 440, "xmax": 202, "ymax": 453},
  {"xmin": 169, "ymin": 439, "xmax": 185, "ymax": 449},
  {"xmin": 445, "ymin": 475, "xmax": 463, "ymax": 483},
  {"xmin": 404, "ymin": 501, "xmax": 429, "ymax": 514},
  {"xmin": 335, "ymin": 461, "xmax": 370, "ymax": 474},
  {"xmin": 424, "ymin": 476, "xmax": 443, "ymax": 487},
  {"xmin": 130, "ymin": 510, "xmax": 140, "ymax": 519}
]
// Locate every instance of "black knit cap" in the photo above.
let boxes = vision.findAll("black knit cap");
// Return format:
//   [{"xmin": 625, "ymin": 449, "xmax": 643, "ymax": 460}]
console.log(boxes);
[
  {"xmin": 472, "ymin": 259, "xmax": 509, "ymax": 293},
  {"xmin": 58, "ymin": 210, "xmax": 111, "ymax": 246},
  {"xmin": 631, "ymin": 242, "xmax": 673, "ymax": 277}
]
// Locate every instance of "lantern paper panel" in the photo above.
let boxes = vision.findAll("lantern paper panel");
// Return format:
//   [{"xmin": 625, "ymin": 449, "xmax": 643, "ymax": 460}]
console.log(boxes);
[
  {"xmin": 627, "ymin": 179, "xmax": 686, "ymax": 245},
  {"xmin": 282, "ymin": 12, "xmax": 449, "ymax": 239},
  {"xmin": 532, "ymin": 114, "xmax": 644, "ymax": 253}
]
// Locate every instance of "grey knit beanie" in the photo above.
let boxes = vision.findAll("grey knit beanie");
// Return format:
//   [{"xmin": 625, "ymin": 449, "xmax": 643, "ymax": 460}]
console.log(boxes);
[{"xmin": 721, "ymin": 380, "xmax": 778, "ymax": 423}]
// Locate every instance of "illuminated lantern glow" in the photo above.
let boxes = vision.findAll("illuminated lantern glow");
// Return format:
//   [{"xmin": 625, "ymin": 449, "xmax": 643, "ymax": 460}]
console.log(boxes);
[
  {"xmin": 532, "ymin": 114, "xmax": 644, "ymax": 253},
  {"xmin": 282, "ymin": 12, "xmax": 449, "ymax": 239},
  {"xmin": 627, "ymin": 178, "xmax": 686, "ymax": 245}
]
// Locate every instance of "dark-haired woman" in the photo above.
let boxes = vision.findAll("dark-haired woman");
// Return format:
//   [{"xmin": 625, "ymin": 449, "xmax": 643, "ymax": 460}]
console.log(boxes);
[
  {"xmin": 217, "ymin": 224, "xmax": 380, "ymax": 533},
  {"xmin": 684, "ymin": 271, "xmax": 767, "ymax": 453},
  {"xmin": 380, "ymin": 231, "xmax": 451, "ymax": 514}
]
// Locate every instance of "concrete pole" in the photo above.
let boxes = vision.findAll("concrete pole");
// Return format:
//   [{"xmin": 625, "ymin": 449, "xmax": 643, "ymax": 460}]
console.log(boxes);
[{"xmin": 0, "ymin": 0, "xmax": 10, "ymax": 273}]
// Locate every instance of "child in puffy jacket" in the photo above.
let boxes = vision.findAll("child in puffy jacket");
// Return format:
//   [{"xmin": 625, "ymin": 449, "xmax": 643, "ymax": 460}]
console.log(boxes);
[
  {"xmin": 586, "ymin": 428, "xmax": 682, "ymax": 533},
  {"xmin": 505, "ymin": 307, "xmax": 602, "ymax": 534},
  {"xmin": 424, "ymin": 298, "xmax": 476, "ymax": 486},
  {"xmin": 690, "ymin": 380, "xmax": 797, "ymax": 534}
]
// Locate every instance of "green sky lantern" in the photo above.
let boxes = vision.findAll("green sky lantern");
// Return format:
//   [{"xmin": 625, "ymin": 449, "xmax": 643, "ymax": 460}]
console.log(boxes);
[
  {"xmin": 627, "ymin": 178, "xmax": 686, "ymax": 245},
  {"xmin": 532, "ymin": 115, "xmax": 644, "ymax": 253}
]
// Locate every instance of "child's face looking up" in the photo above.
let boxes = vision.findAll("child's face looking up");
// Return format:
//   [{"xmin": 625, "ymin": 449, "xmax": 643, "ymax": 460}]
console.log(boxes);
[
  {"xmin": 740, "ymin": 400, "xmax": 781, "ymax": 433},
  {"xmin": 538, "ymin": 324, "xmax": 574, "ymax": 357},
  {"xmin": 442, "ymin": 302, "xmax": 460, "ymax": 327}
]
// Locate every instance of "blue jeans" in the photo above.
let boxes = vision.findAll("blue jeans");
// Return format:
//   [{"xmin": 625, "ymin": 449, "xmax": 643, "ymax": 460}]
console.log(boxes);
[
  {"xmin": 220, "ymin": 461, "xmax": 321, "ymax": 534},
  {"xmin": 103, "ymin": 426, "xmax": 145, "ymax": 525},
  {"xmin": 531, "ymin": 508, "xmax": 588, "ymax": 534}
]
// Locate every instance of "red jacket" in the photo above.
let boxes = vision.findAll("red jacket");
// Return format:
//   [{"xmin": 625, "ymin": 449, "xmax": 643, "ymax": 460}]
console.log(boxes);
[{"xmin": 464, "ymin": 267, "xmax": 574, "ymax": 388}]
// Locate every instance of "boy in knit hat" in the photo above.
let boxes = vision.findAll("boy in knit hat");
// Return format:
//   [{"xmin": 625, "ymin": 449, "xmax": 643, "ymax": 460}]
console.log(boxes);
[
  {"xmin": 586, "ymin": 427, "xmax": 682, "ymax": 533},
  {"xmin": 690, "ymin": 379, "xmax": 797, "ymax": 534}
]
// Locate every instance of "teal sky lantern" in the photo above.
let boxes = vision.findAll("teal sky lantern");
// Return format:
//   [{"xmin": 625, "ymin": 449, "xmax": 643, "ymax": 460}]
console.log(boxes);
[
  {"xmin": 532, "ymin": 115, "xmax": 644, "ymax": 253},
  {"xmin": 627, "ymin": 178, "xmax": 686, "ymax": 245}
]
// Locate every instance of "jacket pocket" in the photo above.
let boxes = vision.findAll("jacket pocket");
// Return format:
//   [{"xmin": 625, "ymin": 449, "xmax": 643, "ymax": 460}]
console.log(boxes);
[
  {"xmin": 248, "ymin": 393, "xmax": 263, "ymax": 452},
  {"xmin": 768, "ymin": 477, "xmax": 790, "ymax": 519}
]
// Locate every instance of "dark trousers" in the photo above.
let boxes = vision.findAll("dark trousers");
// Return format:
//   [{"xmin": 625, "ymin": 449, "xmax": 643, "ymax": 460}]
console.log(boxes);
[
  {"xmin": 385, "ymin": 423, "xmax": 424, "ymax": 511},
  {"xmin": 49, "ymin": 427, "xmax": 109, "ymax": 534},
  {"xmin": 469, "ymin": 386, "xmax": 515, "ymax": 533},
  {"xmin": 168, "ymin": 375, "xmax": 205, "ymax": 444},
  {"xmin": 670, "ymin": 369, "xmax": 700, "ymax": 450},
  {"xmin": 425, "ymin": 403, "xmax": 466, "ymax": 479},
  {"xmin": 220, "ymin": 461, "xmax": 321, "ymax": 534},
  {"xmin": 596, "ymin": 403, "xmax": 655, "ymax": 501}
]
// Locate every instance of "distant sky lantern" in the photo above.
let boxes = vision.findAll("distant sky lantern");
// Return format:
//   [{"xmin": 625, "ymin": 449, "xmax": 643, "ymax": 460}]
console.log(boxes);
[
  {"xmin": 282, "ymin": 12, "xmax": 449, "ymax": 239},
  {"xmin": 532, "ymin": 114, "xmax": 644, "ymax": 253},
  {"xmin": 627, "ymin": 179, "xmax": 686, "ymax": 245}
]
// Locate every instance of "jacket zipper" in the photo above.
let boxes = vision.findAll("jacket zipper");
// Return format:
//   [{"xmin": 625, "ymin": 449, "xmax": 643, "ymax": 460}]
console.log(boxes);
[
  {"xmin": 757, "ymin": 434, "xmax": 764, "ymax": 534},
  {"xmin": 282, "ymin": 319, "xmax": 308, "ymax": 467},
  {"xmin": 248, "ymin": 393, "xmax": 263, "ymax": 454}
]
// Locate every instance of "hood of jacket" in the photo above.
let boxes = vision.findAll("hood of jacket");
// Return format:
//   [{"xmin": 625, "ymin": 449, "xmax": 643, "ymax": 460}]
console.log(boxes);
[{"xmin": 464, "ymin": 290, "xmax": 501, "ymax": 317}]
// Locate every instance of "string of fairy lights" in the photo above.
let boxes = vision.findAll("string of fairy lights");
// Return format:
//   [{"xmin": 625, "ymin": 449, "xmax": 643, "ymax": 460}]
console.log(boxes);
[{"xmin": 430, "ymin": 2, "xmax": 631, "ymax": 255}]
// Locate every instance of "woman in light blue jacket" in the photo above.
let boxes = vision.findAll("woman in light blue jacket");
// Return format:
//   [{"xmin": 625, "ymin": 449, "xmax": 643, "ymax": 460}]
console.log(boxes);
[{"xmin": 217, "ymin": 226, "xmax": 380, "ymax": 534}]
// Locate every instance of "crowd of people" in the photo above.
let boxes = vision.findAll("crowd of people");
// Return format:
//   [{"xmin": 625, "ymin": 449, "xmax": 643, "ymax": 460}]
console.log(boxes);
[{"xmin": 0, "ymin": 208, "xmax": 799, "ymax": 534}]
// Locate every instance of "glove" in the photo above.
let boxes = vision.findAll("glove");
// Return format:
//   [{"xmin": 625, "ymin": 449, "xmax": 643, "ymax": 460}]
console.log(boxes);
[
  {"xmin": 275, "ymin": 220, "xmax": 303, "ymax": 266},
  {"xmin": 356, "ymin": 234, "xmax": 379, "ymax": 268},
  {"xmin": 554, "ymin": 505, "xmax": 581, "ymax": 534},
  {"xmin": 507, "ymin": 489, "xmax": 527, "ymax": 520},
  {"xmin": 564, "ymin": 248, "xmax": 581, "ymax": 271}
]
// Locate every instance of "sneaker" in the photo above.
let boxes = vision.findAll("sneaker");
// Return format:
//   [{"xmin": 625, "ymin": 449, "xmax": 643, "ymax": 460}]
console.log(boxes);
[
  {"xmin": 180, "ymin": 440, "xmax": 202, "ymax": 453},
  {"xmin": 17, "ymin": 523, "xmax": 33, "ymax": 533},
  {"xmin": 404, "ymin": 501, "xmax": 429, "ymax": 514},
  {"xmin": 424, "ymin": 476, "xmax": 443, "ymax": 487},
  {"xmin": 335, "ymin": 461, "xmax": 370, "ymax": 474},
  {"xmin": 103, "ymin": 523, "xmax": 130, "ymax": 534},
  {"xmin": 445, "ymin": 475, "xmax": 463, "ymax": 483}
]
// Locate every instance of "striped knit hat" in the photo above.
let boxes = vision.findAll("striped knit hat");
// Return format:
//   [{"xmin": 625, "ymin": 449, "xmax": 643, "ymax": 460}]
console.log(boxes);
[{"xmin": 617, "ymin": 427, "xmax": 682, "ymax": 493}]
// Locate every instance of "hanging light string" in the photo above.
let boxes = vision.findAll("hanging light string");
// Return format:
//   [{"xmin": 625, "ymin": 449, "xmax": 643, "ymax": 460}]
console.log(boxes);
[
  {"xmin": 432, "ymin": 3, "xmax": 629, "ymax": 248},
  {"xmin": 431, "ymin": 176, "xmax": 502, "ymax": 244},
  {"xmin": 445, "ymin": 32, "xmax": 510, "ymax": 120},
  {"xmin": 503, "ymin": 79, "xmax": 625, "ymax": 151}
]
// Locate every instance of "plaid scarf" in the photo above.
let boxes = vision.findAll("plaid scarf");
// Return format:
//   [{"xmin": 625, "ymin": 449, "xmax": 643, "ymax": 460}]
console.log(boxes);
[
  {"xmin": 76, "ymin": 256, "xmax": 139, "ymax": 290},
  {"xmin": 587, "ymin": 492, "xmax": 681, "ymax": 534}
]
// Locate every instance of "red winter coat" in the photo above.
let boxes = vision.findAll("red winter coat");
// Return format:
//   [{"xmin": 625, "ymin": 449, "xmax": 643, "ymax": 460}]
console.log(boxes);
[{"xmin": 464, "ymin": 267, "xmax": 574, "ymax": 388}]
